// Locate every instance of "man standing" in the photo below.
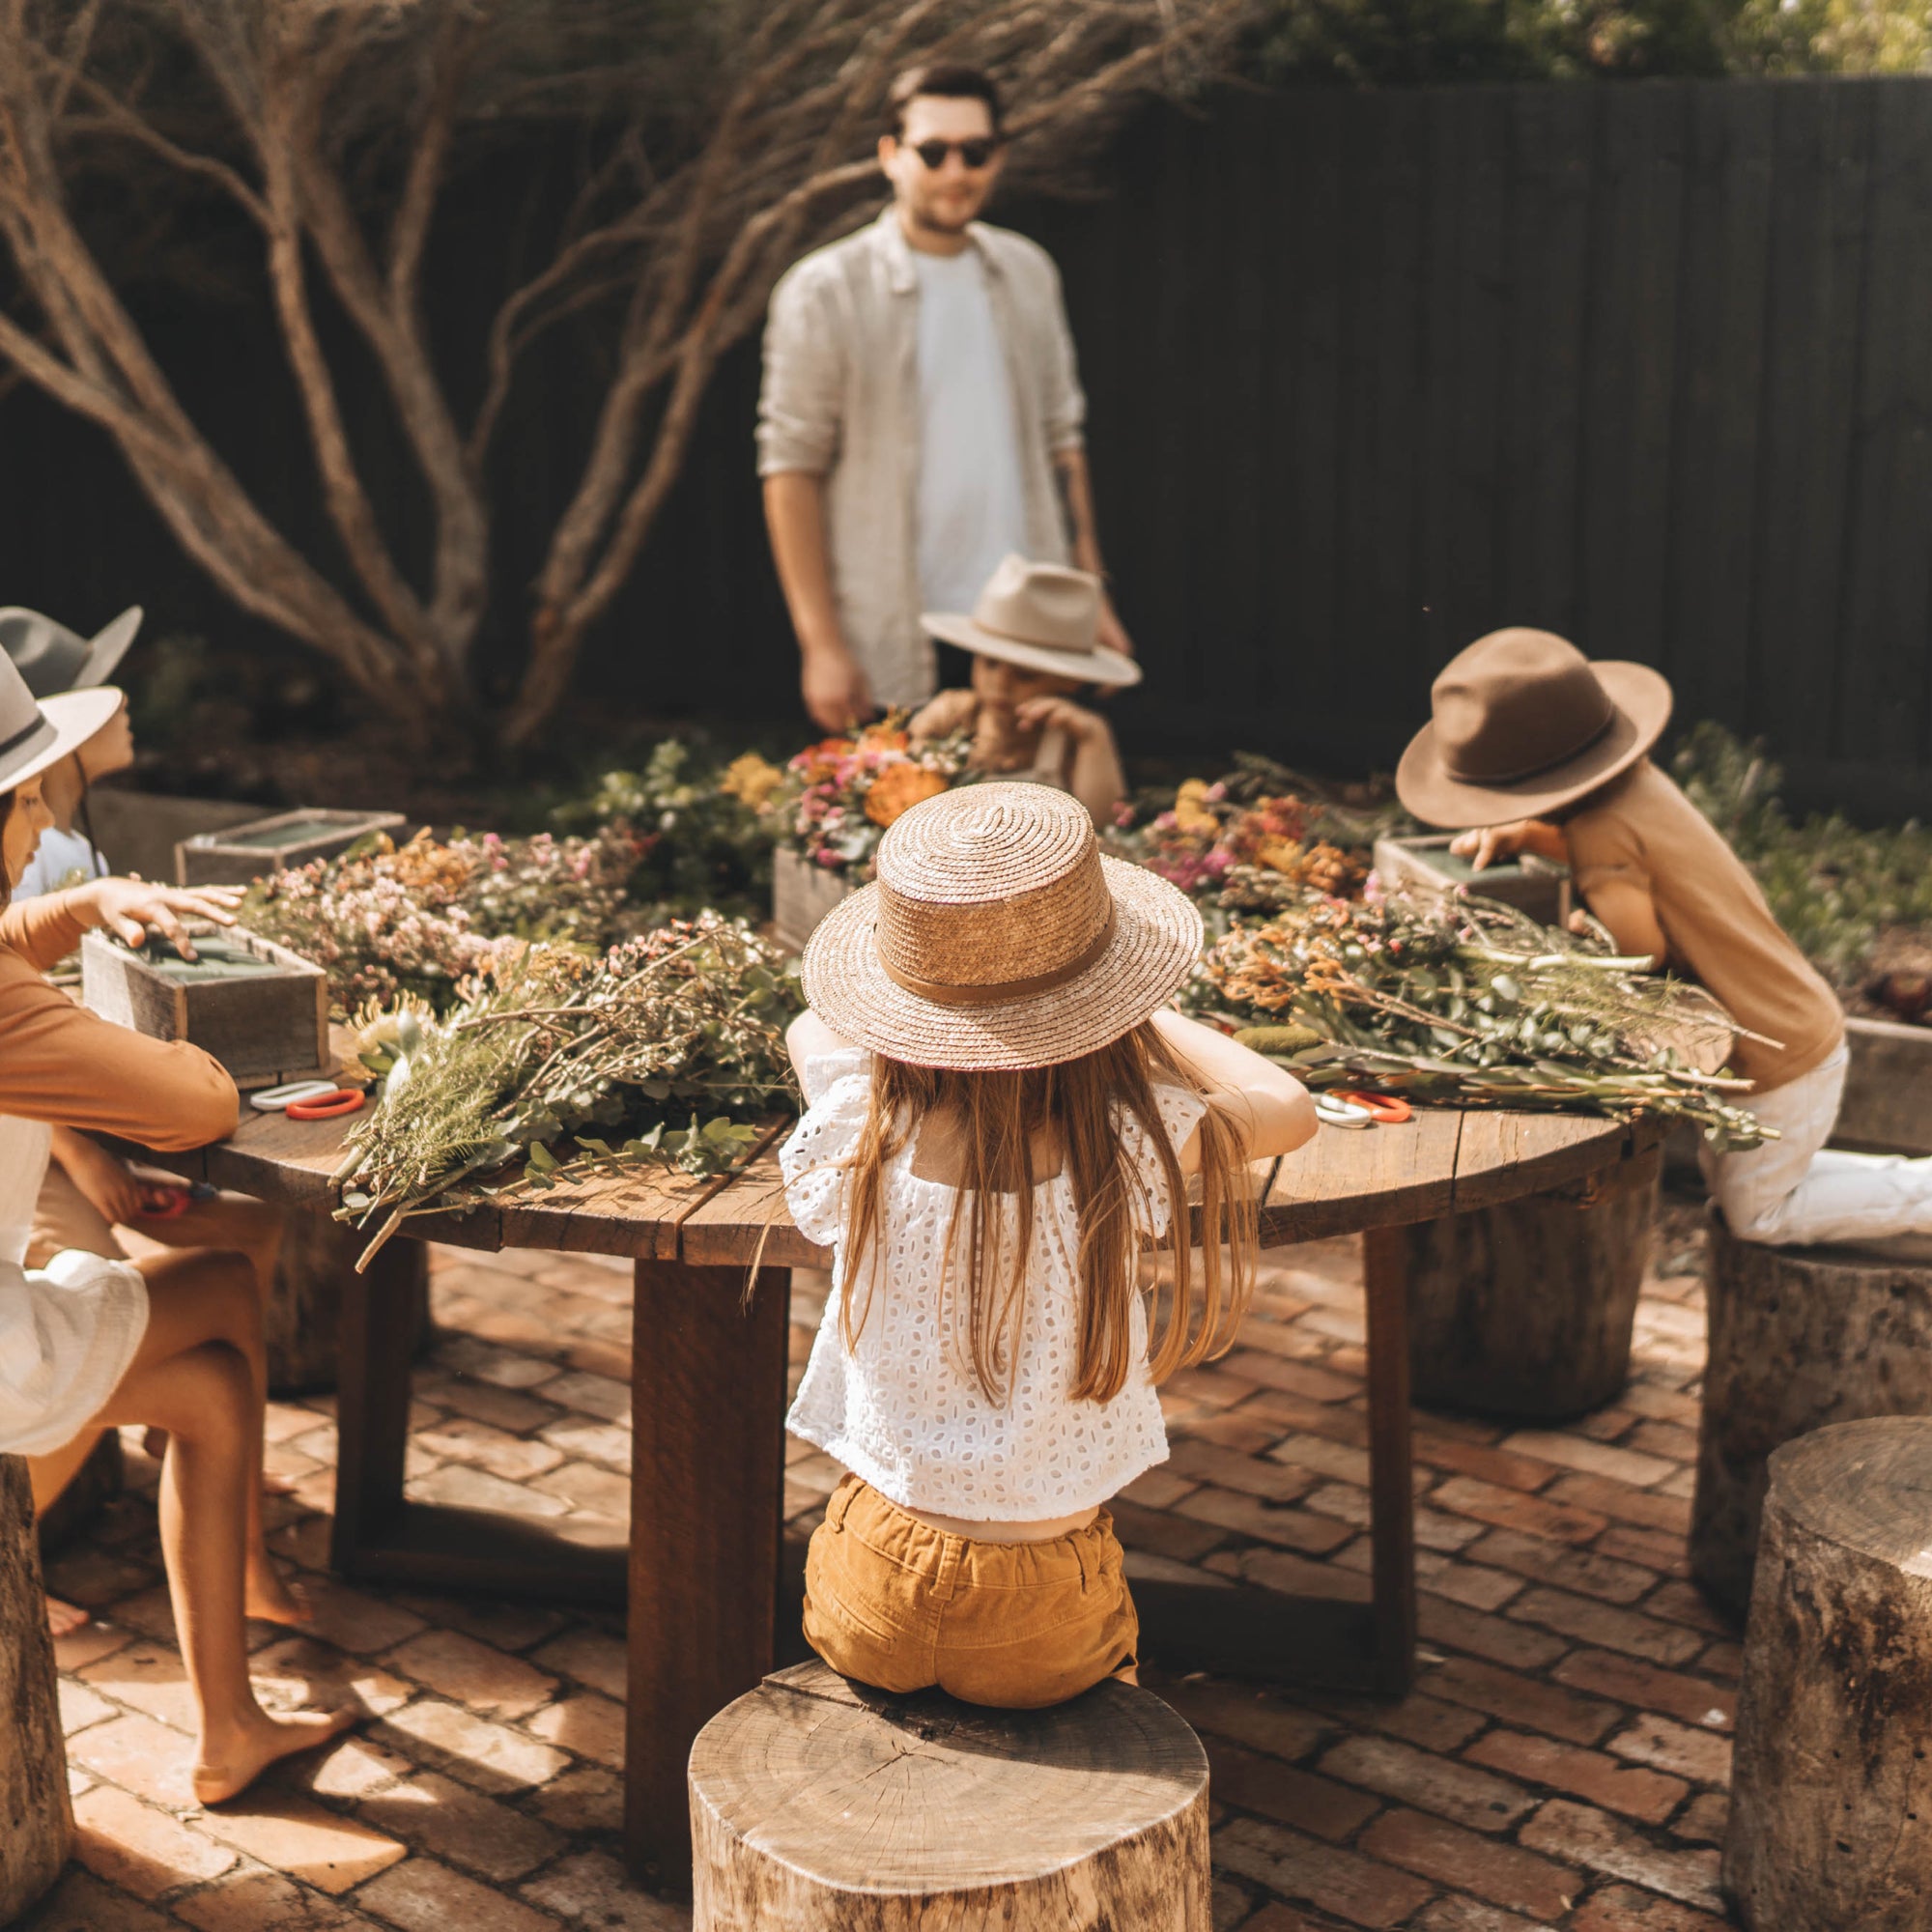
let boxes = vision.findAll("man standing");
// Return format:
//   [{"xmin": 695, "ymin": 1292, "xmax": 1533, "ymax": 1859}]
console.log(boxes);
[{"xmin": 758, "ymin": 63, "xmax": 1131, "ymax": 731}]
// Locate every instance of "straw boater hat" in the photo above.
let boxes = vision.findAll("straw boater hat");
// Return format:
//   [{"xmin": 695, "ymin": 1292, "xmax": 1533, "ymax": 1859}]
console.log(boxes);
[
  {"xmin": 923, "ymin": 555, "xmax": 1141, "ymax": 689},
  {"xmin": 803, "ymin": 782, "xmax": 1200, "ymax": 1070},
  {"xmin": 0, "ymin": 648, "xmax": 124, "ymax": 799},
  {"xmin": 0, "ymin": 606, "xmax": 142, "ymax": 700},
  {"xmin": 1397, "ymin": 628, "xmax": 1673, "ymax": 828}
]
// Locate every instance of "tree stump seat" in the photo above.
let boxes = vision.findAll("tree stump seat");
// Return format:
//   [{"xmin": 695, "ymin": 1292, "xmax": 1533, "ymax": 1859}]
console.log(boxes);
[
  {"xmin": 687, "ymin": 1660, "xmax": 1211, "ymax": 1930},
  {"xmin": 1692, "ymin": 1214, "xmax": 1932, "ymax": 1618},
  {"xmin": 1725, "ymin": 1416, "xmax": 1932, "ymax": 1929},
  {"xmin": 1404, "ymin": 1143, "xmax": 1661, "ymax": 1420},
  {"xmin": 1, "ymin": 1454, "xmax": 73, "ymax": 1920}
]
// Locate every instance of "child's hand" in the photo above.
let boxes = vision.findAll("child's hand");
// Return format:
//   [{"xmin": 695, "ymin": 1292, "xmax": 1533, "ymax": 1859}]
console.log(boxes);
[
  {"xmin": 69, "ymin": 878, "xmax": 244, "ymax": 955},
  {"xmin": 1450, "ymin": 822, "xmax": 1532, "ymax": 870},
  {"xmin": 56, "ymin": 1133, "xmax": 150, "ymax": 1228},
  {"xmin": 1014, "ymin": 696, "xmax": 1105, "ymax": 744}
]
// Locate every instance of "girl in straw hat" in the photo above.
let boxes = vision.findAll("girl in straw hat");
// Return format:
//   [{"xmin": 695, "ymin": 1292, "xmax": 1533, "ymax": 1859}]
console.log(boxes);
[
  {"xmin": 910, "ymin": 554, "xmax": 1132, "ymax": 828},
  {"xmin": 0, "ymin": 656, "xmax": 351, "ymax": 1801},
  {"xmin": 781, "ymin": 781, "xmax": 1314, "ymax": 1704}
]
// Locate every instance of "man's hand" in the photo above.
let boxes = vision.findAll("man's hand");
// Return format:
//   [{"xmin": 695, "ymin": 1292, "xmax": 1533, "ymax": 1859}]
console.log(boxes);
[
  {"xmin": 801, "ymin": 643, "xmax": 875, "ymax": 734},
  {"xmin": 69, "ymin": 878, "xmax": 243, "ymax": 955},
  {"xmin": 1095, "ymin": 592, "xmax": 1134, "ymax": 662},
  {"xmin": 1014, "ymin": 696, "xmax": 1106, "ymax": 743}
]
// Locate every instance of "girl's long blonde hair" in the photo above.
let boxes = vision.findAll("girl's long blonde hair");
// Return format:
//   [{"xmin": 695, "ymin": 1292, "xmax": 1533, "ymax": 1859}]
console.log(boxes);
[{"xmin": 839, "ymin": 1020, "xmax": 1258, "ymax": 1405}]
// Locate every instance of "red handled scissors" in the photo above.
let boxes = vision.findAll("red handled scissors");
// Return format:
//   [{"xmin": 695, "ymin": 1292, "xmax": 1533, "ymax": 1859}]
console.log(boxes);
[
  {"xmin": 286, "ymin": 1088, "xmax": 366, "ymax": 1122},
  {"xmin": 1332, "ymin": 1090, "xmax": 1412, "ymax": 1124}
]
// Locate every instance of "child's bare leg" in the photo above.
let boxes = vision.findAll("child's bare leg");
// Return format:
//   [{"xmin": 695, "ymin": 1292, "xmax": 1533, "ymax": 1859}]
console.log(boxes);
[
  {"xmin": 134, "ymin": 1249, "xmax": 309, "ymax": 1626},
  {"xmin": 95, "ymin": 1338, "xmax": 349, "ymax": 1803}
]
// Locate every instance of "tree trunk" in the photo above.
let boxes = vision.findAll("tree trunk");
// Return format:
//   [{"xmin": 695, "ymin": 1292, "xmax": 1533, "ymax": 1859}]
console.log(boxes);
[
  {"xmin": 1724, "ymin": 1415, "xmax": 1932, "ymax": 1930},
  {"xmin": 1404, "ymin": 1146, "xmax": 1661, "ymax": 1421},
  {"xmin": 1692, "ymin": 1215, "xmax": 1932, "ymax": 1619},
  {"xmin": 688, "ymin": 1661, "xmax": 1210, "ymax": 1931},
  {"xmin": 267, "ymin": 1208, "xmax": 430, "ymax": 1397},
  {"xmin": 0, "ymin": 1455, "xmax": 72, "ymax": 1921}
]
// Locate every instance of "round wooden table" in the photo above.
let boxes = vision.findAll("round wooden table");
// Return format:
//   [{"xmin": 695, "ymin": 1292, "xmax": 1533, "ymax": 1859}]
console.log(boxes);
[{"xmin": 139, "ymin": 1100, "xmax": 1657, "ymax": 1888}]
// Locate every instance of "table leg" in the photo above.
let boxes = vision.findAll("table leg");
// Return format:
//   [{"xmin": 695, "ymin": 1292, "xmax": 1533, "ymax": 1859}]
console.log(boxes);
[
  {"xmin": 330, "ymin": 1235, "xmax": 428, "ymax": 1573},
  {"xmin": 625, "ymin": 1260, "xmax": 790, "ymax": 1889},
  {"xmin": 1363, "ymin": 1223, "xmax": 1419, "ymax": 1693}
]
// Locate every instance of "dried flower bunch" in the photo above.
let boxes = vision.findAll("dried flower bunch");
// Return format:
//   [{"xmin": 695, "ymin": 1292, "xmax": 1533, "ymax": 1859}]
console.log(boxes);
[
  {"xmin": 1193, "ymin": 890, "xmax": 1770, "ymax": 1149},
  {"xmin": 563, "ymin": 739, "xmax": 775, "ymax": 915},
  {"xmin": 766, "ymin": 716, "xmax": 973, "ymax": 881},
  {"xmin": 1107, "ymin": 754, "xmax": 1403, "ymax": 917},
  {"xmin": 335, "ymin": 914, "xmax": 803, "ymax": 1259},
  {"xmin": 239, "ymin": 826, "xmax": 646, "ymax": 1015}
]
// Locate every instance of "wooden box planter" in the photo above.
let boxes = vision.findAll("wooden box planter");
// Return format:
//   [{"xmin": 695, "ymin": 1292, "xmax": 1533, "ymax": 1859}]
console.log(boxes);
[
  {"xmin": 772, "ymin": 844, "xmax": 859, "ymax": 954},
  {"xmin": 1374, "ymin": 833, "xmax": 1573, "ymax": 928},
  {"xmin": 176, "ymin": 807, "xmax": 409, "ymax": 887},
  {"xmin": 81, "ymin": 924, "xmax": 329, "ymax": 1091},
  {"xmin": 1833, "ymin": 1013, "xmax": 1932, "ymax": 1157}
]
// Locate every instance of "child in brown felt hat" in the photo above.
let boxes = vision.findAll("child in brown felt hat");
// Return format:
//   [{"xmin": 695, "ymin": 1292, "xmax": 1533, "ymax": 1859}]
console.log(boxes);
[
  {"xmin": 910, "ymin": 554, "xmax": 1132, "ymax": 828},
  {"xmin": 1398, "ymin": 628, "xmax": 1932, "ymax": 1248}
]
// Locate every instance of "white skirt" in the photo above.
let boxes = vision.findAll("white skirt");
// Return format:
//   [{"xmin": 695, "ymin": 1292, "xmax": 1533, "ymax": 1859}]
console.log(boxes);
[{"xmin": 0, "ymin": 1251, "xmax": 150, "ymax": 1458}]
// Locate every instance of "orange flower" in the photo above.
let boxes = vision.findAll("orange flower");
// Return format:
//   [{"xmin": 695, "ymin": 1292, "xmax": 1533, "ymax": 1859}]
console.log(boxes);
[{"xmin": 865, "ymin": 760, "xmax": 949, "ymax": 827}]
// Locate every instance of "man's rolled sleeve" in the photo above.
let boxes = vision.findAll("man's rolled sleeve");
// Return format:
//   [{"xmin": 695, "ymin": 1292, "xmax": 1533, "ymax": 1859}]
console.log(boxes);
[
  {"xmin": 756, "ymin": 266, "xmax": 843, "ymax": 478},
  {"xmin": 1041, "ymin": 258, "xmax": 1087, "ymax": 456}
]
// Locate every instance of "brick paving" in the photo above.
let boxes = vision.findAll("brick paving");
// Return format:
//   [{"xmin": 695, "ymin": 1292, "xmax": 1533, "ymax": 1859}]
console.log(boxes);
[{"xmin": 24, "ymin": 1197, "xmax": 1745, "ymax": 1929}]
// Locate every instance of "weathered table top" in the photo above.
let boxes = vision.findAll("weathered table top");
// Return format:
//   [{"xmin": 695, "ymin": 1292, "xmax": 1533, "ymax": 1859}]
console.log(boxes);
[{"xmin": 143, "ymin": 1102, "xmax": 1661, "ymax": 1265}]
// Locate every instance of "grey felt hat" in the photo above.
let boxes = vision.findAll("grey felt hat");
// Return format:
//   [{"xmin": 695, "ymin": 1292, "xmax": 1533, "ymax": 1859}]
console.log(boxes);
[{"xmin": 0, "ymin": 606, "xmax": 143, "ymax": 700}]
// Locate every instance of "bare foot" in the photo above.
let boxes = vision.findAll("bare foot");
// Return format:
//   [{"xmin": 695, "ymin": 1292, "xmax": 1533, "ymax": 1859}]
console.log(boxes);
[
  {"xmin": 261, "ymin": 1469, "xmax": 300, "ymax": 1497},
  {"xmin": 45, "ymin": 1595, "xmax": 90, "ymax": 1638},
  {"xmin": 193, "ymin": 1707, "xmax": 355, "ymax": 1805},
  {"xmin": 244, "ymin": 1565, "xmax": 315, "ymax": 1628}
]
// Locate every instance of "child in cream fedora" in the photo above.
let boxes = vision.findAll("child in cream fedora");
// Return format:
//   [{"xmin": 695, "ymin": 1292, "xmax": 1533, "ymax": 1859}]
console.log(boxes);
[
  {"xmin": 910, "ymin": 554, "xmax": 1133, "ymax": 827},
  {"xmin": 780, "ymin": 781, "xmax": 1314, "ymax": 1705},
  {"xmin": 1399, "ymin": 627, "xmax": 1932, "ymax": 1248}
]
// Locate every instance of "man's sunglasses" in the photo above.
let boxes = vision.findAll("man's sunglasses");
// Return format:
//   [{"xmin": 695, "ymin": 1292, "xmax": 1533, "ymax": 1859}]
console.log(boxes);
[{"xmin": 911, "ymin": 137, "xmax": 999, "ymax": 171}]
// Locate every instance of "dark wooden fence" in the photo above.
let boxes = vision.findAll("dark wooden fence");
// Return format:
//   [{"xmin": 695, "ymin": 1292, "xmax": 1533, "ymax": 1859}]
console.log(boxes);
[{"xmin": 2, "ymin": 77, "xmax": 1930, "ymax": 811}]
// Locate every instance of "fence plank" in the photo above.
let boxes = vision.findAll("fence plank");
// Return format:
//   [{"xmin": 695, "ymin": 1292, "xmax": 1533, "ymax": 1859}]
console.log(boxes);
[
  {"xmin": 1835, "ymin": 78, "xmax": 1932, "ymax": 769},
  {"xmin": 1663, "ymin": 81, "xmax": 1776, "ymax": 728}
]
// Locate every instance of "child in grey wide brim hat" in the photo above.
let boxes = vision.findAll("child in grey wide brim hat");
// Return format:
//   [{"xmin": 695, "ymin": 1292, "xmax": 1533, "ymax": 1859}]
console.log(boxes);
[{"xmin": 910, "ymin": 554, "xmax": 1130, "ymax": 827}]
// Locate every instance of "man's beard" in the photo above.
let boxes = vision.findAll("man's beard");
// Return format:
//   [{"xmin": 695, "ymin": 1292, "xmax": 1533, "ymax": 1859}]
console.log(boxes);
[{"xmin": 906, "ymin": 193, "xmax": 976, "ymax": 237}]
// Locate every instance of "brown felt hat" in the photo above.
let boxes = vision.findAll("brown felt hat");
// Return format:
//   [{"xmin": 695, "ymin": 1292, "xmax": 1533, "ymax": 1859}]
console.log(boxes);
[
  {"xmin": 802, "ymin": 782, "xmax": 1201, "ymax": 1071},
  {"xmin": 1396, "ymin": 629, "xmax": 1673, "ymax": 828}
]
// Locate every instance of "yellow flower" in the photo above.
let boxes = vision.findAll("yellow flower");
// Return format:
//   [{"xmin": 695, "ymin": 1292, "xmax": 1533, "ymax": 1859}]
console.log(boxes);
[
  {"xmin": 1172, "ymin": 779, "xmax": 1219, "ymax": 837},
  {"xmin": 1255, "ymin": 837, "xmax": 1305, "ymax": 875},
  {"xmin": 720, "ymin": 752, "xmax": 785, "ymax": 810},
  {"xmin": 865, "ymin": 760, "xmax": 950, "ymax": 827}
]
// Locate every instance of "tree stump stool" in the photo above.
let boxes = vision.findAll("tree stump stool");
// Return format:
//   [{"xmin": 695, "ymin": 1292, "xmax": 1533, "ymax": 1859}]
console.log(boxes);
[
  {"xmin": 688, "ymin": 1661, "xmax": 1210, "ymax": 1930},
  {"xmin": 1725, "ymin": 1416, "xmax": 1932, "ymax": 1929},
  {"xmin": 1404, "ymin": 1144, "xmax": 1661, "ymax": 1420},
  {"xmin": 267, "ymin": 1207, "xmax": 430, "ymax": 1396},
  {"xmin": 35, "ymin": 1427, "xmax": 123, "ymax": 1555},
  {"xmin": 1, "ymin": 1454, "xmax": 73, "ymax": 1919},
  {"xmin": 1692, "ymin": 1216, "xmax": 1932, "ymax": 1619}
]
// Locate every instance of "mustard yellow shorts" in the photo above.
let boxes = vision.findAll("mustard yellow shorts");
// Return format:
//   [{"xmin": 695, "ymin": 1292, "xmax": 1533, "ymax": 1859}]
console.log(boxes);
[{"xmin": 803, "ymin": 1475, "xmax": 1139, "ymax": 1709}]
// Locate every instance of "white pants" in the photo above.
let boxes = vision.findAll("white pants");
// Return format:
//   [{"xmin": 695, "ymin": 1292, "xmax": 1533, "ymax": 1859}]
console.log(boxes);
[{"xmin": 1700, "ymin": 1044, "xmax": 1932, "ymax": 1246}]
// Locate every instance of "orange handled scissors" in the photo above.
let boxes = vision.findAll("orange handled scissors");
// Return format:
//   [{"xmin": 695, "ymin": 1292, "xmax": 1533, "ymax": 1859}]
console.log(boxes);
[
  {"xmin": 286, "ymin": 1088, "xmax": 366, "ymax": 1122},
  {"xmin": 1332, "ymin": 1090, "xmax": 1412, "ymax": 1124}
]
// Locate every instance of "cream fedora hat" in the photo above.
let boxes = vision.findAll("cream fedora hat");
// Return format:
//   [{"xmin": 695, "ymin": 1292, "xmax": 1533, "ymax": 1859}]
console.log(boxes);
[
  {"xmin": 803, "ymin": 782, "xmax": 1200, "ymax": 1070},
  {"xmin": 1397, "ymin": 629, "xmax": 1672, "ymax": 828},
  {"xmin": 923, "ymin": 555, "xmax": 1141, "ymax": 688},
  {"xmin": 0, "ymin": 606, "xmax": 142, "ymax": 699},
  {"xmin": 0, "ymin": 648, "xmax": 124, "ymax": 798}
]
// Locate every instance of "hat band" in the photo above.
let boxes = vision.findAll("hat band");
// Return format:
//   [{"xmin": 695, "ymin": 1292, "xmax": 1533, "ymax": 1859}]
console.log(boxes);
[
  {"xmin": 971, "ymin": 613, "xmax": 1093, "ymax": 658},
  {"xmin": 1445, "ymin": 702, "xmax": 1617, "ymax": 787},
  {"xmin": 0, "ymin": 710, "xmax": 47, "ymax": 766},
  {"xmin": 879, "ymin": 905, "xmax": 1115, "ymax": 1007}
]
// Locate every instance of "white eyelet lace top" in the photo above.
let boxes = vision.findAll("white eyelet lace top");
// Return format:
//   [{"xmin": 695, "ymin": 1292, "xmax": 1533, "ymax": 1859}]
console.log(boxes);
[{"xmin": 781, "ymin": 1048, "xmax": 1208, "ymax": 1520}]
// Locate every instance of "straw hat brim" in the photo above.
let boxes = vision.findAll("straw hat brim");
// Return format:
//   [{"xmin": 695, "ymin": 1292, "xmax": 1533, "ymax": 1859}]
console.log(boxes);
[
  {"xmin": 922, "ymin": 612, "xmax": 1143, "ymax": 689},
  {"xmin": 1395, "ymin": 662, "xmax": 1673, "ymax": 828},
  {"xmin": 0, "ymin": 688, "xmax": 126, "ymax": 798},
  {"xmin": 803, "ymin": 853, "xmax": 1203, "ymax": 1070}
]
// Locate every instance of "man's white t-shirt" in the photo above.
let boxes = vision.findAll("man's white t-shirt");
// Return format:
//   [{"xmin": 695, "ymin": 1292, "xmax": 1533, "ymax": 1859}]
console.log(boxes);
[{"xmin": 913, "ymin": 248, "xmax": 1030, "ymax": 622}]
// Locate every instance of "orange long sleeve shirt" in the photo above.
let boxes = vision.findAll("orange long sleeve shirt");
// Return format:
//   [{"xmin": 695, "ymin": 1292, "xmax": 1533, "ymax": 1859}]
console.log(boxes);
[{"xmin": 0, "ymin": 893, "xmax": 239, "ymax": 1150}]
